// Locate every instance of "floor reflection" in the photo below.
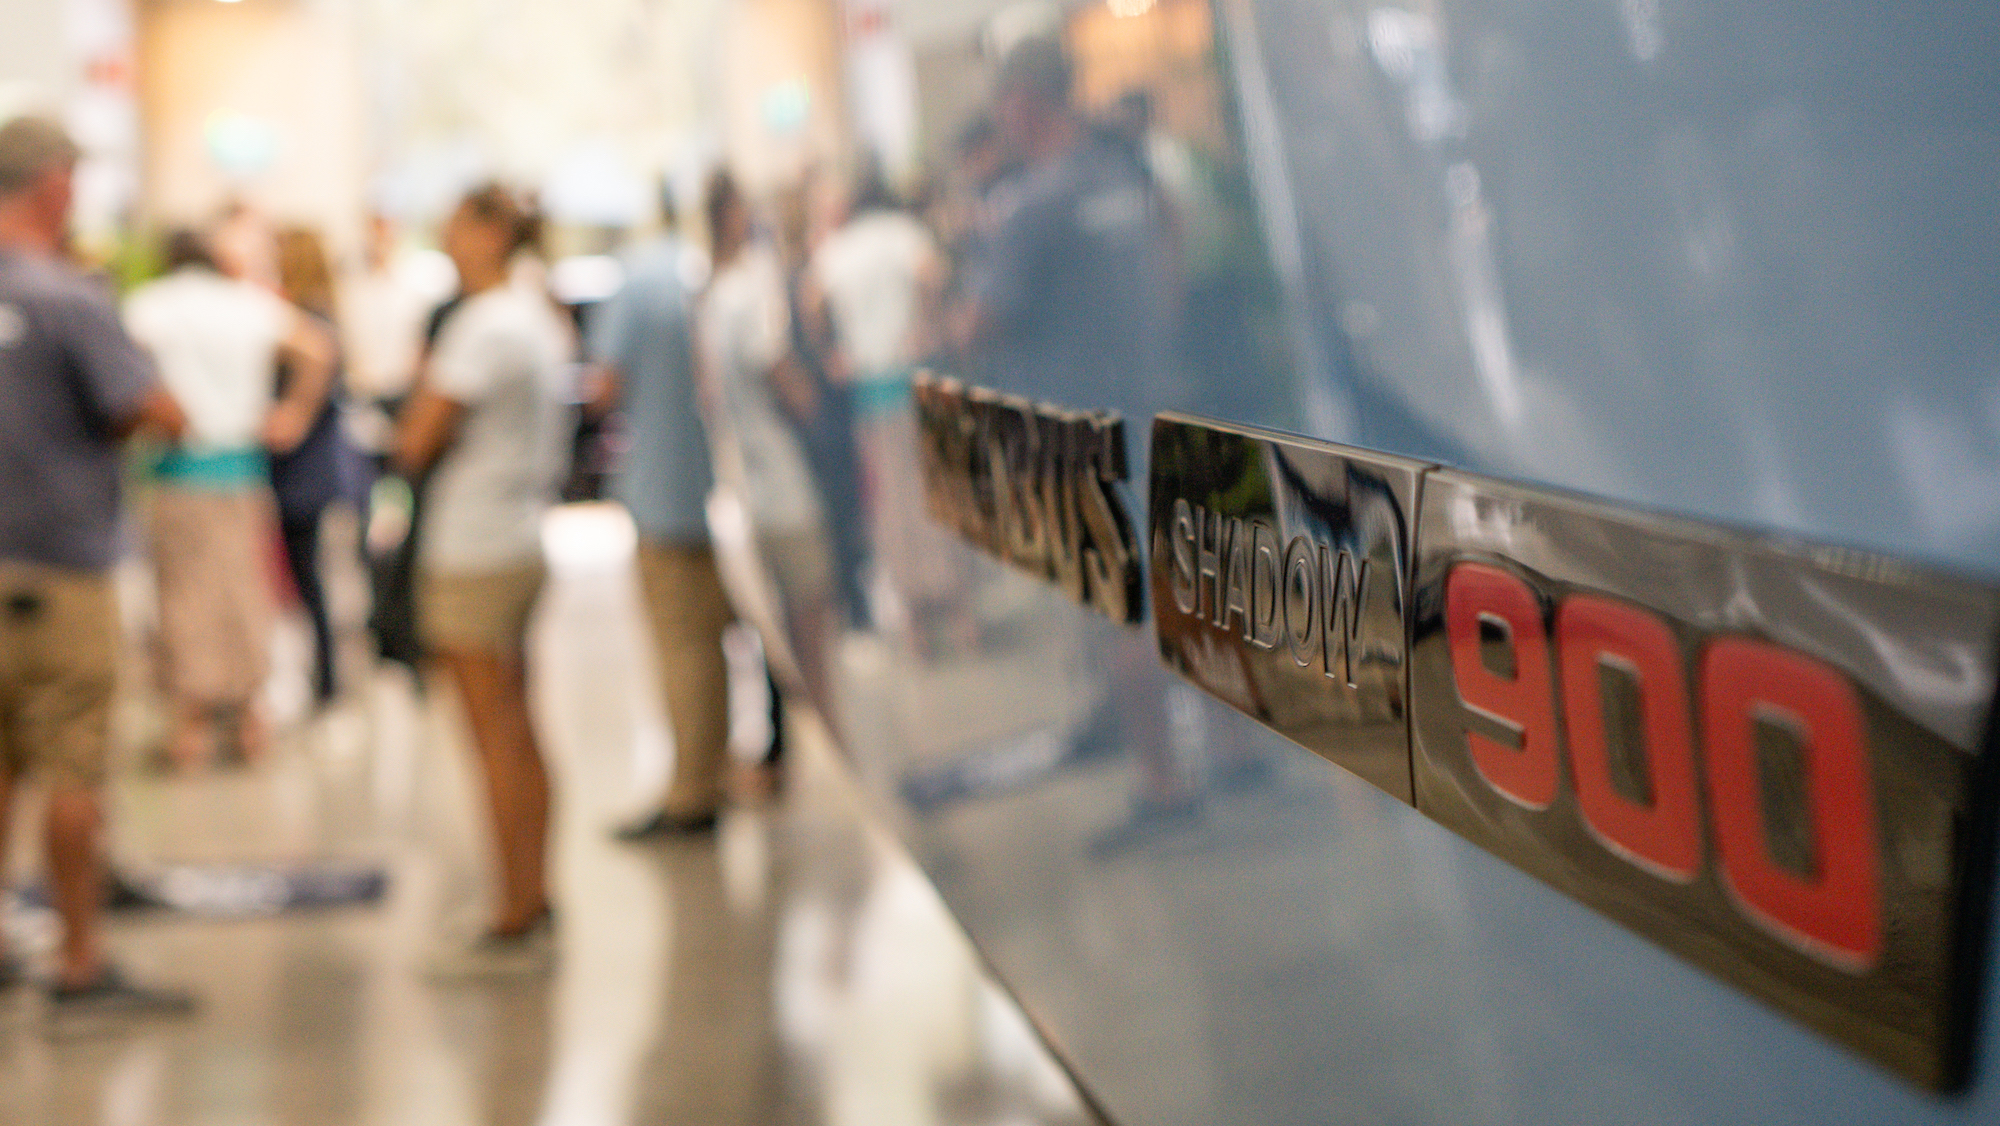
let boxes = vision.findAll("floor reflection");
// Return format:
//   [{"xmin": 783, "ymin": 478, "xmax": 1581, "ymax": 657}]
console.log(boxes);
[{"xmin": 0, "ymin": 503, "xmax": 1099, "ymax": 1126}]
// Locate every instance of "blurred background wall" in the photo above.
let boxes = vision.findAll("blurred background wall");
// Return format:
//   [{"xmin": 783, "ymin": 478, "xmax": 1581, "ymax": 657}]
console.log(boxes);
[
  {"xmin": 1, "ymin": 0, "xmax": 140, "ymax": 254},
  {"xmin": 0, "ymin": 0, "xmax": 847, "ymax": 258},
  {"xmin": 137, "ymin": 0, "xmax": 367, "ymax": 253},
  {"xmin": 0, "ymin": 0, "xmax": 1218, "ymax": 264}
]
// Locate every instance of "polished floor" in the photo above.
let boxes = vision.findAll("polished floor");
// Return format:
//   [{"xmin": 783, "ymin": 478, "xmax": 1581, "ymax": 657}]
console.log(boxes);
[{"xmin": 0, "ymin": 505, "xmax": 1100, "ymax": 1126}]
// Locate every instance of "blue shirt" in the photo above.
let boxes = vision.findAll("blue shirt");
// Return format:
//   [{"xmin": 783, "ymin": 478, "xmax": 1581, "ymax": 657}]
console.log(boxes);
[{"xmin": 589, "ymin": 238, "xmax": 714, "ymax": 544}]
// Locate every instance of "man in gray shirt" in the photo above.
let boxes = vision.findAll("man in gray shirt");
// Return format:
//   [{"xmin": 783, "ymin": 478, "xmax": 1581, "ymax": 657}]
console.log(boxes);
[
  {"xmin": 0, "ymin": 116, "xmax": 193, "ymax": 1022},
  {"xmin": 588, "ymin": 195, "xmax": 734, "ymax": 837},
  {"xmin": 958, "ymin": 36, "xmax": 1173, "ymax": 446}
]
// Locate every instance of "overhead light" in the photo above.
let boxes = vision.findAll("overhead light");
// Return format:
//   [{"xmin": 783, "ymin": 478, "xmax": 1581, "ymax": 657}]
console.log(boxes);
[{"xmin": 1107, "ymin": 0, "xmax": 1157, "ymax": 15}]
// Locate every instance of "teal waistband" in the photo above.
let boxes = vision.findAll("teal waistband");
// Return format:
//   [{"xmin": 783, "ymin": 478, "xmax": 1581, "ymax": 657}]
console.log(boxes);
[
  {"xmin": 852, "ymin": 369, "xmax": 915, "ymax": 415},
  {"xmin": 152, "ymin": 447, "xmax": 269, "ymax": 486}
]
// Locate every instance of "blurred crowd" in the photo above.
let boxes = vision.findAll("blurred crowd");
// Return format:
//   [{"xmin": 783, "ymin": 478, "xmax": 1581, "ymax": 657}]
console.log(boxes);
[{"xmin": 0, "ymin": 29, "xmax": 1260, "ymax": 1029}]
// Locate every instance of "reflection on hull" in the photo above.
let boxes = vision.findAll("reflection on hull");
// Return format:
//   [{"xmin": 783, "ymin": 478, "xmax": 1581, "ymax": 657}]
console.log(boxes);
[
  {"xmin": 1407, "ymin": 471, "xmax": 2000, "ymax": 1091},
  {"xmin": 914, "ymin": 373, "xmax": 1144, "ymax": 625},
  {"xmin": 1150, "ymin": 414, "xmax": 1424, "ymax": 802},
  {"xmin": 693, "ymin": 0, "xmax": 2000, "ymax": 1119}
]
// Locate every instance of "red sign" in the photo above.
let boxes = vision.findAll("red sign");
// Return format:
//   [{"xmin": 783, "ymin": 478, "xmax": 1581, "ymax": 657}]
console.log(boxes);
[
  {"xmin": 1444, "ymin": 562, "xmax": 1882, "ymax": 969},
  {"xmin": 1409, "ymin": 468, "xmax": 1999, "ymax": 1092}
]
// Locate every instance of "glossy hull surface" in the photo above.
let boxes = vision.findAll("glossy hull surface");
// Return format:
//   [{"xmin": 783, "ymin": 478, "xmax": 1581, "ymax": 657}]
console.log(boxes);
[{"xmin": 712, "ymin": 0, "xmax": 2000, "ymax": 1120}]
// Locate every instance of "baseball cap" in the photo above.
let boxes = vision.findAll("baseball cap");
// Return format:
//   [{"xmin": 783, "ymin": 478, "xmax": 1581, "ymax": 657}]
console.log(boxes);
[{"xmin": 0, "ymin": 116, "xmax": 81, "ymax": 195}]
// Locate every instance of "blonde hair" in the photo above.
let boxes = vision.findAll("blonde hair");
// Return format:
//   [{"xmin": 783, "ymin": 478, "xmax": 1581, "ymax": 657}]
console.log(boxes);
[{"xmin": 275, "ymin": 226, "xmax": 336, "ymax": 320}]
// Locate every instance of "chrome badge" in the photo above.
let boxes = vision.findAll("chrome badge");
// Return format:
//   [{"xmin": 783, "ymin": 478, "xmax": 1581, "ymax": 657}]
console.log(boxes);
[
  {"xmin": 1148, "ymin": 414, "xmax": 1429, "ymax": 802},
  {"xmin": 913, "ymin": 373, "xmax": 1143, "ymax": 625},
  {"xmin": 1408, "ymin": 470, "xmax": 2000, "ymax": 1091},
  {"xmin": 1144, "ymin": 415, "xmax": 2000, "ymax": 1090}
]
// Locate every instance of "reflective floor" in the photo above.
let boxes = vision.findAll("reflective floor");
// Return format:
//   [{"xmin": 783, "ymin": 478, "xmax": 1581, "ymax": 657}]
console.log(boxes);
[{"xmin": 0, "ymin": 504, "xmax": 1099, "ymax": 1126}]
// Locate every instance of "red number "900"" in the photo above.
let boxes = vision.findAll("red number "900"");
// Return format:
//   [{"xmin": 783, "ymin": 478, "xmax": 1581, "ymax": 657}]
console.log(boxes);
[{"xmin": 1445, "ymin": 563, "xmax": 1881, "ymax": 972}]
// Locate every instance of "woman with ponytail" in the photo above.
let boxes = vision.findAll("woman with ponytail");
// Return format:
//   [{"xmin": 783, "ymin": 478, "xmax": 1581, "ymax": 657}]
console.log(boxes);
[{"xmin": 396, "ymin": 183, "xmax": 574, "ymax": 977}]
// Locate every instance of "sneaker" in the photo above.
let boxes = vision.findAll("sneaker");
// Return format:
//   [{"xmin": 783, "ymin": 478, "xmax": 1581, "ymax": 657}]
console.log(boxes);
[
  {"xmin": 47, "ymin": 967, "xmax": 197, "ymax": 1035},
  {"xmin": 103, "ymin": 868, "xmax": 168, "ymax": 914},
  {"xmin": 611, "ymin": 809, "xmax": 719, "ymax": 842},
  {"xmin": 424, "ymin": 910, "xmax": 557, "ymax": 982}
]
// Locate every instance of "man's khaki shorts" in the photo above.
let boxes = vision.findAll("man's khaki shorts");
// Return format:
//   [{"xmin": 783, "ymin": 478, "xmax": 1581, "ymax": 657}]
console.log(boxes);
[
  {"xmin": 0, "ymin": 562, "xmax": 118, "ymax": 788},
  {"xmin": 420, "ymin": 561, "xmax": 547, "ymax": 654}
]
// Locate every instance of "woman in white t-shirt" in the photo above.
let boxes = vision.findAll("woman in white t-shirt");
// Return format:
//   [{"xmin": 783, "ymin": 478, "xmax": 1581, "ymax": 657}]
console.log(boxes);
[
  {"xmin": 697, "ymin": 171, "xmax": 835, "ymax": 705},
  {"xmin": 397, "ymin": 185, "xmax": 573, "ymax": 975},
  {"xmin": 699, "ymin": 175, "xmax": 823, "ymax": 538},
  {"xmin": 805, "ymin": 167, "xmax": 962, "ymax": 626},
  {"xmin": 124, "ymin": 226, "xmax": 334, "ymax": 769}
]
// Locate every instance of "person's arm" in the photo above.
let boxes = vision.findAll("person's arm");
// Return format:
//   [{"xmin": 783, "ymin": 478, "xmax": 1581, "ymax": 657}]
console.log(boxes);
[
  {"xmin": 120, "ymin": 385, "xmax": 188, "ymax": 442},
  {"xmin": 954, "ymin": 185, "xmax": 1048, "ymax": 360},
  {"xmin": 77, "ymin": 287, "xmax": 185, "ymax": 442},
  {"xmin": 798, "ymin": 264, "xmax": 850, "ymax": 387},
  {"xmin": 396, "ymin": 304, "xmax": 496, "ymax": 475},
  {"xmin": 770, "ymin": 352, "xmax": 819, "ymax": 423},
  {"xmin": 581, "ymin": 362, "xmax": 623, "ymax": 422},
  {"xmin": 581, "ymin": 288, "xmax": 632, "ymax": 422},
  {"xmin": 909, "ymin": 237, "xmax": 949, "ymax": 363},
  {"xmin": 394, "ymin": 380, "xmax": 465, "ymax": 476},
  {"xmin": 263, "ymin": 309, "xmax": 337, "ymax": 454},
  {"xmin": 754, "ymin": 255, "xmax": 816, "ymax": 421}
]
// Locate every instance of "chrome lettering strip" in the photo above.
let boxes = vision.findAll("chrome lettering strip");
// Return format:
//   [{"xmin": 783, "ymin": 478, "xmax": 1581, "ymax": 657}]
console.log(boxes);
[
  {"xmin": 1144, "ymin": 413, "xmax": 2000, "ymax": 1091},
  {"xmin": 914, "ymin": 373, "xmax": 1143, "ymax": 624},
  {"xmin": 1408, "ymin": 470, "xmax": 2000, "ymax": 1092},
  {"xmin": 1148, "ymin": 414, "xmax": 1429, "ymax": 803}
]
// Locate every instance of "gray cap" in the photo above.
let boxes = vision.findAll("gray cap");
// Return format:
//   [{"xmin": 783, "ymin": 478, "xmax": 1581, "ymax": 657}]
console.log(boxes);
[
  {"xmin": 997, "ymin": 36, "xmax": 1072, "ymax": 104},
  {"xmin": 0, "ymin": 116, "xmax": 81, "ymax": 195}
]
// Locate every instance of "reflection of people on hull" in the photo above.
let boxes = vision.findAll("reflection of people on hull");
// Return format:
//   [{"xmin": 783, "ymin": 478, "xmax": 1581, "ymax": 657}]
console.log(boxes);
[
  {"xmin": 807, "ymin": 159, "xmax": 969, "ymax": 654},
  {"xmin": 933, "ymin": 115, "xmax": 1010, "ymax": 310},
  {"xmin": 695, "ymin": 170, "xmax": 837, "ymax": 715},
  {"xmin": 944, "ymin": 38, "xmax": 1222, "ymax": 841},
  {"xmin": 951, "ymin": 36, "xmax": 1174, "ymax": 459},
  {"xmin": 776, "ymin": 169, "xmax": 871, "ymax": 633}
]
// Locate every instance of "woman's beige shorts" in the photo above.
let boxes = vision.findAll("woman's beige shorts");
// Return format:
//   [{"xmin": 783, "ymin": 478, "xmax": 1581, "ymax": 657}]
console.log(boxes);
[{"xmin": 420, "ymin": 561, "xmax": 547, "ymax": 654}]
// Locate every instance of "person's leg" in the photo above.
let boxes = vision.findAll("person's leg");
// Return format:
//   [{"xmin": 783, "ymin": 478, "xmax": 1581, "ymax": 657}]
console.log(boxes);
[
  {"xmin": 437, "ymin": 645, "xmax": 549, "ymax": 934},
  {"xmin": 634, "ymin": 543, "xmax": 732, "ymax": 822},
  {"xmin": 0, "ymin": 577, "xmax": 22, "ymax": 920},
  {"xmin": 26, "ymin": 569, "xmax": 116, "ymax": 986},
  {"xmin": 10, "ymin": 567, "xmax": 196, "ymax": 1016},
  {"xmin": 762, "ymin": 531, "xmax": 838, "ymax": 723},
  {"xmin": 150, "ymin": 488, "xmax": 218, "ymax": 769},
  {"xmin": 0, "ymin": 764, "xmax": 13, "ymax": 974},
  {"xmin": 374, "ymin": 477, "xmax": 428, "ymax": 673},
  {"xmin": 763, "ymin": 666, "xmax": 786, "ymax": 768},
  {"xmin": 282, "ymin": 509, "xmax": 337, "ymax": 704},
  {"xmin": 221, "ymin": 491, "xmax": 277, "ymax": 760},
  {"xmin": 45, "ymin": 783, "xmax": 104, "ymax": 987},
  {"xmin": 0, "ymin": 597, "xmax": 27, "ymax": 981}
]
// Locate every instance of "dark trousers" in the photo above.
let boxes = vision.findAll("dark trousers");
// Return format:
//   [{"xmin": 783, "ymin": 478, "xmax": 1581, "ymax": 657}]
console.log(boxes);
[
  {"xmin": 765, "ymin": 668, "xmax": 786, "ymax": 767},
  {"xmin": 281, "ymin": 511, "xmax": 336, "ymax": 703}
]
